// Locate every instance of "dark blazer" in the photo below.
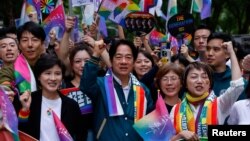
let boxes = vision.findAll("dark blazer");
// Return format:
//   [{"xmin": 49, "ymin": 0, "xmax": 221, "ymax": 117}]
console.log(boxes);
[{"xmin": 18, "ymin": 89, "xmax": 87, "ymax": 141}]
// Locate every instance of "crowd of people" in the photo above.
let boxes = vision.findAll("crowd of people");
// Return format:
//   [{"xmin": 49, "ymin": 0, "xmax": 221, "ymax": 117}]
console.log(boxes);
[{"xmin": 0, "ymin": 12, "xmax": 250, "ymax": 141}]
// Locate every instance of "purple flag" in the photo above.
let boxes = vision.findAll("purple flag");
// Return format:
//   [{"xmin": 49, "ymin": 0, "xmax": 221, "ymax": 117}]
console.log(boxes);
[
  {"xmin": 201, "ymin": 0, "xmax": 212, "ymax": 19},
  {"xmin": 99, "ymin": 16, "xmax": 108, "ymax": 37},
  {"xmin": 0, "ymin": 86, "xmax": 19, "ymax": 141}
]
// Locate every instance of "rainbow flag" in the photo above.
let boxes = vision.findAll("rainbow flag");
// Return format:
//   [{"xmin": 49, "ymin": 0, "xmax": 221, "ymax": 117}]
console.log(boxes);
[
  {"xmin": 192, "ymin": 0, "xmax": 212, "ymax": 19},
  {"xmin": 52, "ymin": 110, "xmax": 73, "ymax": 141},
  {"xmin": 127, "ymin": 0, "xmax": 140, "ymax": 12},
  {"xmin": 139, "ymin": 0, "xmax": 157, "ymax": 12},
  {"xmin": 167, "ymin": 0, "xmax": 178, "ymax": 20},
  {"xmin": 14, "ymin": 54, "xmax": 31, "ymax": 93},
  {"xmin": 42, "ymin": 4, "xmax": 65, "ymax": 40},
  {"xmin": 133, "ymin": 94, "xmax": 175, "ymax": 141},
  {"xmin": 98, "ymin": 0, "xmax": 140, "ymax": 25},
  {"xmin": 98, "ymin": 0, "xmax": 118, "ymax": 20},
  {"xmin": 0, "ymin": 86, "xmax": 19, "ymax": 141},
  {"xmin": 149, "ymin": 29, "xmax": 168, "ymax": 46}
]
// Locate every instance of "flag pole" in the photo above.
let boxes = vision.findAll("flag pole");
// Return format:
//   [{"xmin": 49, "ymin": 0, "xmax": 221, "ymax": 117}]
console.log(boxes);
[
  {"xmin": 68, "ymin": 0, "xmax": 75, "ymax": 43},
  {"xmin": 190, "ymin": 0, "xmax": 194, "ymax": 14},
  {"xmin": 68, "ymin": 0, "xmax": 73, "ymax": 16}
]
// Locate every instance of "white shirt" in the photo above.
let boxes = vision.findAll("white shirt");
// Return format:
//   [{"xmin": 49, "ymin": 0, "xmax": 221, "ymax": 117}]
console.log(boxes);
[
  {"xmin": 170, "ymin": 77, "xmax": 245, "ymax": 125},
  {"xmin": 40, "ymin": 96, "xmax": 62, "ymax": 141},
  {"xmin": 227, "ymin": 99, "xmax": 250, "ymax": 125},
  {"xmin": 112, "ymin": 73, "xmax": 132, "ymax": 102}
]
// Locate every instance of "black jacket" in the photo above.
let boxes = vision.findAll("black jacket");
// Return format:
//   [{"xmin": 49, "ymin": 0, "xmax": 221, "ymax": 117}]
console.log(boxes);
[{"xmin": 17, "ymin": 89, "xmax": 87, "ymax": 141}]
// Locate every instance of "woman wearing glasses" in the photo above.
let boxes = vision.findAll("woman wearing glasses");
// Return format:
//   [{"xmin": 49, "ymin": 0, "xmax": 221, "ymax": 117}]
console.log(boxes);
[{"xmin": 154, "ymin": 63, "xmax": 184, "ymax": 113}]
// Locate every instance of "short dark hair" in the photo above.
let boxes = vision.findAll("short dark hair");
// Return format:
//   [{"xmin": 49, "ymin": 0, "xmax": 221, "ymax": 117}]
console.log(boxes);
[
  {"xmin": 138, "ymin": 50, "xmax": 154, "ymax": 65},
  {"xmin": 194, "ymin": 24, "xmax": 212, "ymax": 33},
  {"xmin": 207, "ymin": 32, "xmax": 232, "ymax": 43},
  {"xmin": 69, "ymin": 42, "xmax": 93, "ymax": 65},
  {"xmin": 108, "ymin": 39, "xmax": 138, "ymax": 61},
  {"xmin": 191, "ymin": 24, "xmax": 212, "ymax": 47},
  {"xmin": 17, "ymin": 21, "xmax": 46, "ymax": 42},
  {"xmin": 0, "ymin": 35, "xmax": 17, "ymax": 44},
  {"xmin": 183, "ymin": 62, "xmax": 214, "ymax": 91},
  {"xmin": 34, "ymin": 54, "xmax": 66, "ymax": 86}
]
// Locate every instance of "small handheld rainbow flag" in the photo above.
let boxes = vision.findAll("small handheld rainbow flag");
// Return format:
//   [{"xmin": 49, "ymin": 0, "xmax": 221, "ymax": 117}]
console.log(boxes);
[
  {"xmin": 149, "ymin": 29, "xmax": 168, "ymax": 46},
  {"xmin": 133, "ymin": 93, "xmax": 175, "ymax": 141}
]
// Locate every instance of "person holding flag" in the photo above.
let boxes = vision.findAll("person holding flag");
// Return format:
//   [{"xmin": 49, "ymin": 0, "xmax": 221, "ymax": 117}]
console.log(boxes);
[{"xmin": 18, "ymin": 54, "xmax": 86, "ymax": 141}]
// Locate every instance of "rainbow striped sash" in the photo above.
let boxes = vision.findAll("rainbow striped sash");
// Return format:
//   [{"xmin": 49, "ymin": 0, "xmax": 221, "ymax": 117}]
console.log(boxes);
[
  {"xmin": 174, "ymin": 92, "xmax": 217, "ymax": 137},
  {"xmin": 104, "ymin": 69, "xmax": 146, "ymax": 121}
]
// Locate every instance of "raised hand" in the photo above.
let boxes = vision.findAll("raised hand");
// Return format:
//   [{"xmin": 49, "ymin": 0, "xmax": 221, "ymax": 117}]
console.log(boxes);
[
  {"xmin": 19, "ymin": 91, "xmax": 32, "ymax": 111},
  {"xmin": 222, "ymin": 41, "xmax": 234, "ymax": 55},
  {"xmin": 82, "ymin": 35, "xmax": 95, "ymax": 47},
  {"xmin": 65, "ymin": 16, "xmax": 76, "ymax": 33},
  {"xmin": 92, "ymin": 40, "xmax": 106, "ymax": 58}
]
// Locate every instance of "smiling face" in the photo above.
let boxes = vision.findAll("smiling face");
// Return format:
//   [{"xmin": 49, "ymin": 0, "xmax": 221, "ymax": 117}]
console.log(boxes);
[
  {"xmin": 38, "ymin": 65, "xmax": 62, "ymax": 94},
  {"xmin": 0, "ymin": 37, "xmax": 19, "ymax": 65},
  {"xmin": 160, "ymin": 71, "xmax": 182, "ymax": 97},
  {"xmin": 19, "ymin": 31, "xmax": 44, "ymax": 65},
  {"xmin": 186, "ymin": 68, "xmax": 210, "ymax": 97},
  {"xmin": 111, "ymin": 44, "xmax": 134, "ymax": 80},
  {"xmin": 72, "ymin": 50, "xmax": 91, "ymax": 77},
  {"xmin": 134, "ymin": 52, "xmax": 153, "ymax": 79}
]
